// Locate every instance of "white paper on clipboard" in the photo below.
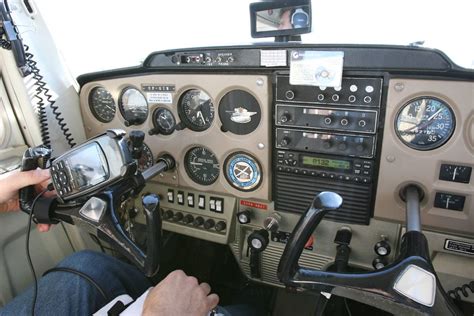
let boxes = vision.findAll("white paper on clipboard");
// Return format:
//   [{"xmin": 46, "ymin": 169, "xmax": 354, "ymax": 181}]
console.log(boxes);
[{"xmin": 289, "ymin": 51, "xmax": 344, "ymax": 87}]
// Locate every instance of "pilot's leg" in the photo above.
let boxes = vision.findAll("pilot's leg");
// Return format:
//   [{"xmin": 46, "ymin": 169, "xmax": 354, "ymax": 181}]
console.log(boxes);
[{"xmin": 0, "ymin": 250, "xmax": 151, "ymax": 315}]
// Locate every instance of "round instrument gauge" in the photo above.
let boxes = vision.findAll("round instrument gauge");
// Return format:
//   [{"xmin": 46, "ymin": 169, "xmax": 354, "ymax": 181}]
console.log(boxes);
[
  {"xmin": 219, "ymin": 90, "xmax": 261, "ymax": 135},
  {"xmin": 88, "ymin": 87, "xmax": 116, "ymax": 123},
  {"xmin": 224, "ymin": 152, "xmax": 262, "ymax": 191},
  {"xmin": 395, "ymin": 97, "xmax": 455, "ymax": 150},
  {"xmin": 184, "ymin": 146, "xmax": 219, "ymax": 185},
  {"xmin": 178, "ymin": 89, "xmax": 214, "ymax": 131},
  {"xmin": 119, "ymin": 87, "xmax": 149, "ymax": 126},
  {"xmin": 137, "ymin": 143, "xmax": 154, "ymax": 172},
  {"xmin": 152, "ymin": 108, "xmax": 176, "ymax": 135}
]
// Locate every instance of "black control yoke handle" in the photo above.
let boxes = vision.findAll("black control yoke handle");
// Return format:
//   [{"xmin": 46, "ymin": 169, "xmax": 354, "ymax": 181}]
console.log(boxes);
[{"xmin": 277, "ymin": 189, "xmax": 461, "ymax": 315}]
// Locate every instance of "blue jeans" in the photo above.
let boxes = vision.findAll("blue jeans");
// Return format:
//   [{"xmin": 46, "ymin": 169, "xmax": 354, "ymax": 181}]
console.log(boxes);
[
  {"xmin": 0, "ymin": 250, "xmax": 256, "ymax": 316},
  {"xmin": 0, "ymin": 250, "xmax": 151, "ymax": 315}
]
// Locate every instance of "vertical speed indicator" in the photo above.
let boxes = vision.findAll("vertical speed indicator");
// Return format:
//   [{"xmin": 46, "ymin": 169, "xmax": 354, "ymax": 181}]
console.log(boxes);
[{"xmin": 395, "ymin": 97, "xmax": 455, "ymax": 150}]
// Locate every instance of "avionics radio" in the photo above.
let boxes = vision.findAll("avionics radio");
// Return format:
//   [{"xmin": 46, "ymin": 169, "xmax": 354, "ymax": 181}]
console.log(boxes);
[{"xmin": 273, "ymin": 75, "xmax": 382, "ymax": 225}]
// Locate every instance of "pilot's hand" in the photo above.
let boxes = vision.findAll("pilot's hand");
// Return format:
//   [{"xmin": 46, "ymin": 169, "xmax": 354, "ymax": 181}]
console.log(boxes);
[
  {"xmin": 0, "ymin": 168, "xmax": 52, "ymax": 232},
  {"xmin": 142, "ymin": 270, "xmax": 219, "ymax": 316}
]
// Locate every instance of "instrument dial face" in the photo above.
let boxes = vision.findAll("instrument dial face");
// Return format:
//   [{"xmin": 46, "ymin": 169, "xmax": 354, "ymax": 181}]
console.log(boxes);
[
  {"xmin": 224, "ymin": 152, "xmax": 262, "ymax": 191},
  {"xmin": 152, "ymin": 108, "xmax": 176, "ymax": 135},
  {"xmin": 119, "ymin": 87, "xmax": 149, "ymax": 126},
  {"xmin": 179, "ymin": 89, "xmax": 214, "ymax": 131},
  {"xmin": 88, "ymin": 87, "xmax": 116, "ymax": 123},
  {"xmin": 137, "ymin": 143, "xmax": 154, "ymax": 172},
  {"xmin": 395, "ymin": 97, "xmax": 455, "ymax": 150},
  {"xmin": 184, "ymin": 146, "xmax": 219, "ymax": 185}
]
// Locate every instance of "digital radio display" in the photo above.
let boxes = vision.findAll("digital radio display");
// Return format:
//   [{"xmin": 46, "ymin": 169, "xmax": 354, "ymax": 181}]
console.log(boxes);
[{"xmin": 301, "ymin": 156, "xmax": 351, "ymax": 170}]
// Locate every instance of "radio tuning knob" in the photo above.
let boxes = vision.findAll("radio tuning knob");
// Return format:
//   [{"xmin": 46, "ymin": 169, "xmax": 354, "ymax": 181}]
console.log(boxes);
[
  {"xmin": 285, "ymin": 90, "xmax": 295, "ymax": 100},
  {"xmin": 338, "ymin": 142, "xmax": 348, "ymax": 151},
  {"xmin": 280, "ymin": 113, "xmax": 291, "ymax": 123},
  {"xmin": 323, "ymin": 140, "xmax": 333, "ymax": 149},
  {"xmin": 280, "ymin": 137, "xmax": 291, "ymax": 147}
]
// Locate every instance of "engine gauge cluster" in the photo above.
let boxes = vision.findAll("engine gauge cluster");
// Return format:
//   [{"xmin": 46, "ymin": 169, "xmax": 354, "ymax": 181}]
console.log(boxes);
[
  {"xmin": 395, "ymin": 97, "xmax": 455, "ymax": 150},
  {"xmin": 88, "ymin": 87, "xmax": 116, "ymax": 123},
  {"xmin": 119, "ymin": 87, "xmax": 149, "ymax": 126},
  {"xmin": 178, "ymin": 89, "xmax": 215, "ymax": 131}
]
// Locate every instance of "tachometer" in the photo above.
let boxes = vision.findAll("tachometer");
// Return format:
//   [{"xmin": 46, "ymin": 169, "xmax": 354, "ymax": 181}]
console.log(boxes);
[
  {"xmin": 395, "ymin": 97, "xmax": 455, "ymax": 150},
  {"xmin": 119, "ymin": 87, "xmax": 149, "ymax": 126},
  {"xmin": 178, "ymin": 89, "xmax": 214, "ymax": 131},
  {"xmin": 184, "ymin": 146, "xmax": 219, "ymax": 185},
  {"xmin": 88, "ymin": 87, "xmax": 116, "ymax": 123}
]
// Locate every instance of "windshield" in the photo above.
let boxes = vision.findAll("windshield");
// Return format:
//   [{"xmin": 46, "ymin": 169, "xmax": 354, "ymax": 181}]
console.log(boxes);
[{"xmin": 36, "ymin": 0, "xmax": 474, "ymax": 76}]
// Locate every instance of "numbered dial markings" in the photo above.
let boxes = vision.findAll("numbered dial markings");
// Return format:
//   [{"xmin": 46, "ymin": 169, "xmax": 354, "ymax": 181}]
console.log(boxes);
[
  {"xmin": 138, "ymin": 143, "xmax": 154, "ymax": 172},
  {"xmin": 179, "ymin": 89, "xmax": 215, "ymax": 131},
  {"xmin": 225, "ymin": 152, "xmax": 262, "ymax": 191},
  {"xmin": 119, "ymin": 87, "xmax": 149, "ymax": 126},
  {"xmin": 152, "ymin": 108, "xmax": 176, "ymax": 135},
  {"xmin": 395, "ymin": 97, "xmax": 455, "ymax": 150},
  {"xmin": 88, "ymin": 87, "xmax": 116, "ymax": 123},
  {"xmin": 184, "ymin": 147, "xmax": 220, "ymax": 185}
]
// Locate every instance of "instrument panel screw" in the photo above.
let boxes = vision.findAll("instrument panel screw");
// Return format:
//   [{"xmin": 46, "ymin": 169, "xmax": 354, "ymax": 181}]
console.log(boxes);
[
  {"xmin": 256, "ymin": 78, "xmax": 264, "ymax": 86},
  {"xmin": 394, "ymin": 82, "xmax": 405, "ymax": 92},
  {"xmin": 257, "ymin": 143, "xmax": 265, "ymax": 149},
  {"xmin": 386, "ymin": 155, "xmax": 396, "ymax": 163}
]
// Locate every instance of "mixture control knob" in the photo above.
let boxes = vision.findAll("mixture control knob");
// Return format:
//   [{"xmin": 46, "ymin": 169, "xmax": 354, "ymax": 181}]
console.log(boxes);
[
  {"xmin": 280, "ymin": 137, "xmax": 291, "ymax": 147},
  {"xmin": 237, "ymin": 210, "xmax": 252, "ymax": 224},
  {"xmin": 285, "ymin": 90, "xmax": 295, "ymax": 100},
  {"xmin": 193, "ymin": 216, "xmax": 204, "ymax": 227},
  {"xmin": 215, "ymin": 221, "xmax": 227, "ymax": 232},
  {"xmin": 263, "ymin": 212, "xmax": 282, "ymax": 232},
  {"xmin": 183, "ymin": 214, "xmax": 194, "ymax": 224},
  {"xmin": 248, "ymin": 229, "xmax": 269, "ymax": 252},
  {"xmin": 172, "ymin": 212, "xmax": 183, "ymax": 222},
  {"xmin": 162, "ymin": 210, "xmax": 173, "ymax": 220},
  {"xmin": 204, "ymin": 219, "xmax": 215, "ymax": 230},
  {"xmin": 374, "ymin": 239, "xmax": 391, "ymax": 256},
  {"xmin": 372, "ymin": 257, "xmax": 388, "ymax": 270},
  {"xmin": 280, "ymin": 113, "xmax": 291, "ymax": 123}
]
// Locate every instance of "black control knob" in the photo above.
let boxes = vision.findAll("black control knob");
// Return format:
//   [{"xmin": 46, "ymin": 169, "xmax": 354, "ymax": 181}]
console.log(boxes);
[
  {"xmin": 248, "ymin": 229, "xmax": 269, "ymax": 252},
  {"xmin": 355, "ymin": 144, "xmax": 365, "ymax": 153},
  {"xmin": 280, "ymin": 137, "xmax": 291, "ymax": 147},
  {"xmin": 162, "ymin": 210, "xmax": 173, "ymax": 220},
  {"xmin": 337, "ymin": 142, "xmax": 348, "ymax": 151},
  {"xmin": 280, "ymin": 113, "xmax": 291, "ymax": 123},
  {"xmin": 374, "ymin": 239, "xmax": 391, "ymax": 257},
  {"xmin": 183, "ymin": 214, "xmax": 194, "ymax": 224},
  {"xmin": 129, "ymin": 130, "xmax": 145, "ymax": 159},
  {"xmin": 322, "ymin": 140, "xmax": 333, "ymax": 149},
  {"xmin": 193, "ymin": 216, "xmax": 204, "ymax": 227},
  {"xmin": 172, "ymin": 212, "xmax": 183, "ymax": 222},
  {"xmin": 204, "ymin": 219, "xmax": 215, "ymax": 230},
  {"xmin": 215, "ymin": 221, "xmax": 227, "ymax": 232},
  {"xmin": 237, "ymin": 210, "xmax": 251, "ymax": 224},
  {"xmin": 285, "ymin": 90, "xmax": 295, "ymax": 100},
  {"xmin": 372, "ymin": 257, "xmax": 388, "ymax": 270}
]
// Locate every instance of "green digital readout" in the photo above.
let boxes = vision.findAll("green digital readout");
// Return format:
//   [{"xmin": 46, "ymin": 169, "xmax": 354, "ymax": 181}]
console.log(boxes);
[{"xmin": 302, "ymin": 156, "xmax": 351, "ymax": 170}]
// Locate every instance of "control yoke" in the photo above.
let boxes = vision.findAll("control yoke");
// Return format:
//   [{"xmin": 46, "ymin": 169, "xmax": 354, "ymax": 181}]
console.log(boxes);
[
  {"xmin": 19, "ymin": 130, "xmax": 175, "ymax": 277},
  {"xmin": 277, "ymin": 189, "xmax": 461, "ymax": 315}
]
